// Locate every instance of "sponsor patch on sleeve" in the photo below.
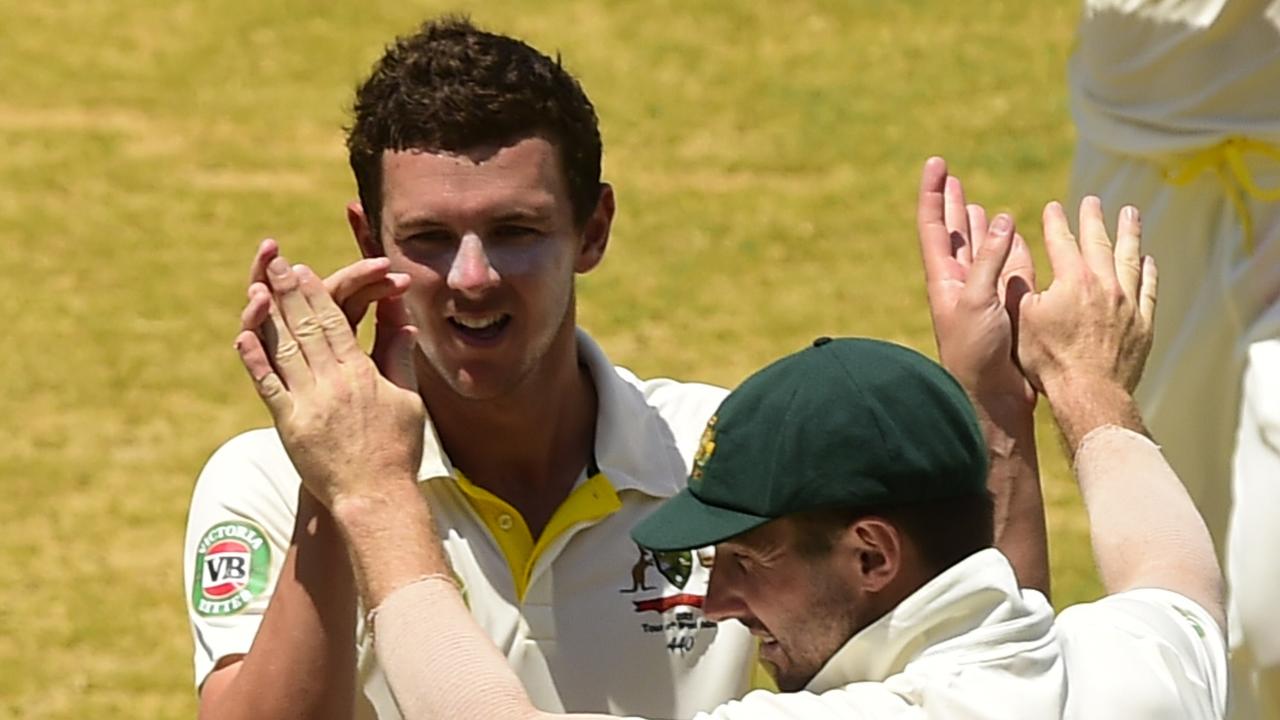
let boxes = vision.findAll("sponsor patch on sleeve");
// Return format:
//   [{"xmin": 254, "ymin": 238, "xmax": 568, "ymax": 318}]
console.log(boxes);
[{"xmin": 190, "ymin": 521, "xmax": 272, "ymax": 617}]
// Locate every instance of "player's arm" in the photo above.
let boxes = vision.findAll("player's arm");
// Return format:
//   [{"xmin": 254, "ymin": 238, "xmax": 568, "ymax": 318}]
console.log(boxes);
[
  {"xmin": 198, "ymin": 243, "xmax": 413, "ymax": 720},
  {"xmin": 1016, "ymin": 198, "xmax": 1225, "ymax": 631},
  {"xmin": 916, "ymin": 158, "xmax": 1049, "ymax": 595},
  {"xmin": 197, "ymin": 494, "xmax": 358, "ymax": 720}
]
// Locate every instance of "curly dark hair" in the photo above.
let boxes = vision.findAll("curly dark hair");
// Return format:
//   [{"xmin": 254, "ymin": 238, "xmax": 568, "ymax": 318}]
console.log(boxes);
[{"xmin": 346, "ymin": 16, "xmax": 603, "ymax": 235}]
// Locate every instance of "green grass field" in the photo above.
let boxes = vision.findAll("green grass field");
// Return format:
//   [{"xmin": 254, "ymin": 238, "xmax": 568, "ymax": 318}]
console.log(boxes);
[{"xmin": 1, "ymin": 2, "xmax": 1090, "ymax": 717}]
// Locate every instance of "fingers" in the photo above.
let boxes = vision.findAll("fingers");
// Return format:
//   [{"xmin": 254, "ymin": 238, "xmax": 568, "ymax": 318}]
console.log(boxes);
[
  {"xmin": 338, "ymin": 275, "xmax": 411, "ymax": 329},
  {"xmin": 1003, "ymin": 231, "xmax": 1036, "ymax": 288},
  {"xmin": 241, "ymin": 283, "xmax": 271, "ymax": 333},
  {"xmin": 296, "ymin": 265, "xmax": 362, "ymax": 362},
  {"xmin": 1078, "ymin": 196, "xmax": 1118, "ymax": 284},
  {"xmin": 249, "ymin": 238, "xmax": 280, "ymax": 285},
  {"xmin": 1114, "ymin": 205, "xmax": 1143, "ymax": 299},
  {"xmin": 234, "ymin": 329, "xmax": 294, "ymax": 419},
  {"xmin": 967, "ymin": 203, "xmax": 989, "ymax": 254},
  {"xmin": 917, "ymin": 157, "xmax": 962, "ymax": 289},
  {"xmin": 266, "ymin": 256, "xmax": 337, "ymax": 373},
  {"xmin": 964, "ymin": 213, "xmax": 1016, "ymax": 301},
  {"xmin": 944, "ymin": 175, "xmax": 973, "ymax": 267},
  {"xmin": 264, "ymin": 296, "xmax": 313, "ymax": 391},
  {"xmin": 323, "ymin": 257, "xmax": 402, "ymax": 328},
  {"xmin": 1001, "ymin": 232, "xmax": 1037, "ymax": 324},
  {"xmin": 1139, "ymin": 255, "xmax": 1158, "ymax": 330},
  {"xmin": 1041, "ymin": 201, "xmax": 1084, "ymax": 282}
]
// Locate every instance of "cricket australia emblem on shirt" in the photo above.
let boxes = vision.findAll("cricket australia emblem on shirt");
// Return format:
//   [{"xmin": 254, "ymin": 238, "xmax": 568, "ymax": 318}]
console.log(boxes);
[
  {"xmin": 621, "ymin": 544, "xmax": 718, "ymax": 655},
  {"xmin": 191, "ymin": 521, "xmax": 271, "ymax": 617}
]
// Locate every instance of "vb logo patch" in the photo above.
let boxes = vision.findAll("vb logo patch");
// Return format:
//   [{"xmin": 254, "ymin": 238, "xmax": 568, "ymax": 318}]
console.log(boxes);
[{"xmin": 191, "ymin": 521, "xmax": 271, "ymax": 617}]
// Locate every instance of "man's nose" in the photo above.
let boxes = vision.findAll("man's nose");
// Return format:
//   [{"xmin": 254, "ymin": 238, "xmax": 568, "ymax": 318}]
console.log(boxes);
[
  {"xmin": 447, "ymin": 233, "xmax": 500, "ymax": 296},
  {"xmin": 701, "ymin": 560, "xmax": 745, "ymax": 623}
]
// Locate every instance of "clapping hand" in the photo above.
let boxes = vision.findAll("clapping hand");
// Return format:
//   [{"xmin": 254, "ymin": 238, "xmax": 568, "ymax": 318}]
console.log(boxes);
[
  {"xmin": 916, "ymin": 157, "xmax": 1037, "ymax": 407},
  {"xmin": 234, "ymin": 253, "xmax": 425, "ymax": 511}
]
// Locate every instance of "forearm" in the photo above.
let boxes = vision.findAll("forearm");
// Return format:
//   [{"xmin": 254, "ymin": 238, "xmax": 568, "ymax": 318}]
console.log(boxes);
[
  {"xmin": 331, "ymin": 478, "xmax": 445, "ymax": 608},
  {"xmin": 375, "ymin": 579, "xmax": 617, "ymax": 720},
  {"xmin": 973, "ymin": 395, "xmax": 1048, "ymax": 596},
  {"xmin": 1047, "ymin": 379, "xmax": 1224, "ymax": 630},
  {"xmin": 200, "ymin": 494, "xmax": 357, "ymax": 720}
]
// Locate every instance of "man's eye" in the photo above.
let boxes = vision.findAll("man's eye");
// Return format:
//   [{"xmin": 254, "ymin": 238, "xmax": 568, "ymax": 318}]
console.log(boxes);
[
  {"xmin": 493, "ymin": 225, "xmax": 540, "ymax": 240},
  {"xmin": 404, "ymin": 230, "xmax": 453, "ymax": 245}
]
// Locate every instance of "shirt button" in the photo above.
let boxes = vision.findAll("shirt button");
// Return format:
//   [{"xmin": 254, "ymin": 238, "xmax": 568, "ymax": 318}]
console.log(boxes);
[{"xmin": 497, "ymin": 513, "xmax": 514, "ymax": 531}]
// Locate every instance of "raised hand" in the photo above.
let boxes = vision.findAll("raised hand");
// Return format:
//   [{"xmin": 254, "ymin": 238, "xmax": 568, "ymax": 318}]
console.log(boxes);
[
  {"xmin": 1016, "ymin": 197, "xmax": 1156, "ymax": 397},
  {"xmin": 916, "ymin": 157, "xmax": 1036, "ymax": 407},
  {"xmin": 240, "ymin": 238, "xmax": 411, "ymax": 340},
  {"xmin": 234, "ymin": 255, "xmax": 425, "ymax": 510}
]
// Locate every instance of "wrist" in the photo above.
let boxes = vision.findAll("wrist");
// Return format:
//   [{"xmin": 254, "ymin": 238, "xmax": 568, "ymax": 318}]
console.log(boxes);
[
  {"xmin": 329, "ymin": 477, "xmax": 423, "ymax": 534},
  {"xmin": 330, "ymin": 479, "xmax": 450, "ymax": 609},
  {"xmin": 970, "ymin": 390, "xmax": 1035, "ymax": 423},
  {"xmin": 1040, "ymin": 374, "xmax": 1146, "ymax": 456}
]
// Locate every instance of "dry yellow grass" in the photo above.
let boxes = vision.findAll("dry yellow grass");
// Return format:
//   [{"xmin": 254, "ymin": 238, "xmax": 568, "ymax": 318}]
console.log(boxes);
[{"xmin": 0, "ymin": 2, "xmax": 1091, "ymax": 717}]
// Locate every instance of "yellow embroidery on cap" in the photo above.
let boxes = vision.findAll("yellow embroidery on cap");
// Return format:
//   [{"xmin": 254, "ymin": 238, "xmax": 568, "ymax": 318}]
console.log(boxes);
[{"xmin": 691, "ymin": 415, "xmax": 718, "ymax": 485}]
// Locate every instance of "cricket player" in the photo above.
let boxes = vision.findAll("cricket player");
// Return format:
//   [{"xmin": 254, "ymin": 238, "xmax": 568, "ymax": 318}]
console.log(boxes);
[
  {"xmin": 236, "ymin": 174, "xmax": 1228, "ymax": 719},
  {"xmin": 1069, "ymin": 2, "xmax": 1280, "ymax": 715},
  {"xmin": 185, "ymin": 19, "xmax": 1048, "ymax": 720}
]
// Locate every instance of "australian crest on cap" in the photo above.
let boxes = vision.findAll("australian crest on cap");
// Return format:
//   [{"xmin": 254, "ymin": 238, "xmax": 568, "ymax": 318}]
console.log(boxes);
[{"xmin": 691, "ymin": 415, "xmax": 717, "ymax": 487}]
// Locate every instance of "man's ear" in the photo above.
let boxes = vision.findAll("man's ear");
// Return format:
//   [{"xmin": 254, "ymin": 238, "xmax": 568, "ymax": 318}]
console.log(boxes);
[
  {"xmin": 347, "ymin": 201, "xmax": 382, "ymax": 259},
  {"xmin": 575, "ymin": 183, "xmax": 615, "ymax": 273},
  {"xmin": 845, "ymin": 519, "xmax": 904, "ymax": 594}
]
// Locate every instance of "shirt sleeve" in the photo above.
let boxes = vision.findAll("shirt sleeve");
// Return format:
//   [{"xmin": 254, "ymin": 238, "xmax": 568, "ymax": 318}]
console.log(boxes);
[
  {"xmin": 1056, "ymin": 588, "xmax": 1228, "ymax": 720},
  {"xmin": 182, "ymin": 429, "xmax": 299, "ymax": 689}
]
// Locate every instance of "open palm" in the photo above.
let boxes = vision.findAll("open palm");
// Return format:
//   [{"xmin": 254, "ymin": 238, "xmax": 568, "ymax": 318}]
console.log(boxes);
[{"xmin": 916, "ymin": 157, "xmax": 1036, "ymax": 407}]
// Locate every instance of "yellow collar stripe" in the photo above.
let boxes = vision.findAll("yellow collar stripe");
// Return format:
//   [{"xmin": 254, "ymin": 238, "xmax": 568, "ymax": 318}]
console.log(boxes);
[{"xmin": 453, "ymin": 471, "xmax": 622, "ymax": 600}]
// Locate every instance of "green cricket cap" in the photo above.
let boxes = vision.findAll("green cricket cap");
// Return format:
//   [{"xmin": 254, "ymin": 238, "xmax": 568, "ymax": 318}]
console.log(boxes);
[{"xmin": 631, "ymin": 337, "xmax": 988, "ymax": 552}]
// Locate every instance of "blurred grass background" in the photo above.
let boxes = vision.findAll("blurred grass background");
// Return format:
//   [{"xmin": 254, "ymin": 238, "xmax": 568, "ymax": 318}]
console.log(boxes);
[{"xmin": 0, "ymin": 1, "xmax": 1089, "ymax": 717}]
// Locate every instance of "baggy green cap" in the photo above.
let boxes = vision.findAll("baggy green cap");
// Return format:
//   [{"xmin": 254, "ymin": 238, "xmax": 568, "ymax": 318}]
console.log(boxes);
[{"xmin": 631, "ymin": 337, "xmax": 988, "ymax": 552}]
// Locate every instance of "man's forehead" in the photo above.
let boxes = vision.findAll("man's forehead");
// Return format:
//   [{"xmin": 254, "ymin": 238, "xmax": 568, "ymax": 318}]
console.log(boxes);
[
  {"xmin": 380, "ymin": 137, "xmax": 563, "ymax": 180},
  {"xmin": 720, "ymin": 517, "xmax": 792, "ymax": 553},
  {"xmin": 379, "ymin": 140, "xmax": 568, "ymax": 225}
]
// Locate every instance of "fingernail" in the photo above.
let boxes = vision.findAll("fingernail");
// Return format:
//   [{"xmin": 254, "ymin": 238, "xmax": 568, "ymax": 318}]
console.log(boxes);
[
  {"xmin": 1123, "ymin": 206, "xmax": 1139, "ymax": 223},
  {"xmin": 268, "ymin": 256, "xmax": 289, "ymax": 277},
  {"xmin": 990, "ymin": 215, "xmax": 1011, "ymax": 235}
]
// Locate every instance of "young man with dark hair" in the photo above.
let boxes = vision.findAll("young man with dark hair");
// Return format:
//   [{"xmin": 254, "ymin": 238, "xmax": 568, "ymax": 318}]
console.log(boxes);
[
  {"xmin": 187, "ymin": 17, "xmax": 1048, "ymax": 720},
  {"xmin": 236, "ymin": 168, "xmax": 1228, "ymax": 718}
]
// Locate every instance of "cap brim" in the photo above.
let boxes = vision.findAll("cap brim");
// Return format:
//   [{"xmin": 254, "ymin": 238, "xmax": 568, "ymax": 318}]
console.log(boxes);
[{"xmin": 630, "ymin": 487, "xmax": 774, "ymax": 552}]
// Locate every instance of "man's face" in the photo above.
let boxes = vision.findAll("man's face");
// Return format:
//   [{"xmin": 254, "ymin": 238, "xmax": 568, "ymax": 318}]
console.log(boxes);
[
  {"xmin": 365, "ymin": 137, "xmax": 607, "ymax": 400},
  {"xmin": 703, "ymin": 518, "xmax": 865, "ymax": 692}
]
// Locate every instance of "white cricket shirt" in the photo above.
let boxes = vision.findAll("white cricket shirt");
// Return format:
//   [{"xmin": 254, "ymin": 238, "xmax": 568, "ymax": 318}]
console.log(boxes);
[
  {"xmin": 683, "ymin": 549, "xmax": 1226, "ymax": 720},
  {"xmin": 1070, "ymin": 0, "xmax": 1280, "ymax": 156},
  {"xmin": 183, "ymin": 331, "xmax": 757, "ymax": 718}
]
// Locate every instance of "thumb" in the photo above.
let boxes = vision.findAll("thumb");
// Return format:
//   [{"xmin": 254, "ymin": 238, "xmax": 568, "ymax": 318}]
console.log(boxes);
[
  {"xmin": 371, "ymin": 296, "xmax": 418, "ymax": 392},
  {"xmin": 964, "ymin": 214, "xmax": 1015, "ymax": 302},
  {"xmin": 382, "ymin": 324, "xmax": 419, "ymax": 393}
]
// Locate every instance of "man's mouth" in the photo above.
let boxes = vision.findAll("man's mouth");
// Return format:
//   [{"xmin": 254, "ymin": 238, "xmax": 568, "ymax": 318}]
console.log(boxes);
[
  {"xmin": 746, "ymin": 623, "xmax": 778, "ymax": 647},
  {"xmin": 447, "ymin": 313, "xmax": 511, "ymax": 342}
]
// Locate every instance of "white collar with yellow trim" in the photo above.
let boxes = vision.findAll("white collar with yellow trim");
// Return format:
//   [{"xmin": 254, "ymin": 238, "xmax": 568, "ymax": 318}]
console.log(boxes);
[
  {"xmin": 805, "ymin": 548, "xmax": 1056, "ymax": 694},
  {"xmin": 415, "ymin": 329, "xmax": 719, "ymax": 501}
]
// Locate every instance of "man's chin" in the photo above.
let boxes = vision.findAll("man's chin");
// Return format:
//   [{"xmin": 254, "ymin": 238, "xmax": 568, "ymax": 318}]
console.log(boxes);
[{"xmin": 759, "ymin": 658, "xmax": 812, "ymax": 694}]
